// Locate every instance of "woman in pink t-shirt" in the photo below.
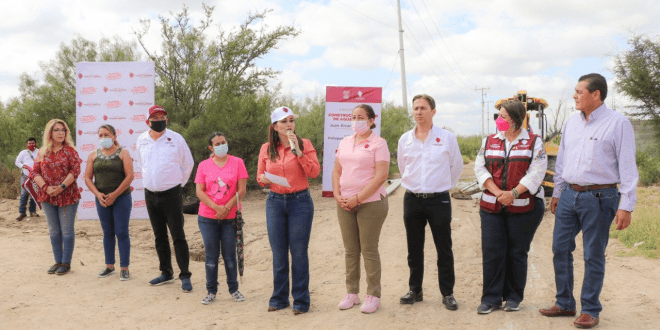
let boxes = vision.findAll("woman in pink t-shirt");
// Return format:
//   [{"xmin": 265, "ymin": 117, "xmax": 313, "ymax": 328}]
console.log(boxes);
[
  {"xmin": 195, "ymin": 132, "xmax": 248, "ymax": 305},
  {"xmin": 332, "ymin": 104, "xmax": 390, "ymax": 313}
]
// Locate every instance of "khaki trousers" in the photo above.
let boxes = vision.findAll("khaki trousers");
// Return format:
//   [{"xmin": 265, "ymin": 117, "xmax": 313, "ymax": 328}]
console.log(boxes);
[{"xmin": 336, "ymin": 195, "xmax": 388, "ymax": 297}]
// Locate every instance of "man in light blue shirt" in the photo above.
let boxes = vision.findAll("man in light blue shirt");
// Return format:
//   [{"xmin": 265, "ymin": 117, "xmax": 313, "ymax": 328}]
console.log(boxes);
[{"xmin": 540, "ymin": 73, "xmax": 638, "ymax": 329}]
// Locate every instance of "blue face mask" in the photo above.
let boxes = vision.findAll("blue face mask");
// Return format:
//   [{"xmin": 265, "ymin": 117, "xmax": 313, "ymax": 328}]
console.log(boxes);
[
  {"xmin": 99, "ymin": 138, "xmax": 114, "ymax": 149},
  {"xmin": 213, "ymin": 144, "xmax": 228, "ymax": 157}
]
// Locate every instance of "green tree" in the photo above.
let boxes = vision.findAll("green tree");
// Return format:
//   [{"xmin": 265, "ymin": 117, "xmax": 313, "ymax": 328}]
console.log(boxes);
[
  {"xmin": 613, "ymin": 34, "xmax": 660, "ymax": 132},
  {"xmin": 134, "ymin": 3, "xmax": 300, "ymax": 127}
]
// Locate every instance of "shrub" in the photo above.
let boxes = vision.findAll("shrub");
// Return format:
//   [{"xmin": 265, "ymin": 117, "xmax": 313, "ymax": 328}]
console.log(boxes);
[
  {"xmin": 0, "ymin": 166, "xmax": 21, "ymax": 199},
  {"xmin": 636, "ymin": 147, "xmax": 660, "ymax": 186},
  {"xmin": 457, "ymin": 135, "xmax": 483, "ymax": 160}
]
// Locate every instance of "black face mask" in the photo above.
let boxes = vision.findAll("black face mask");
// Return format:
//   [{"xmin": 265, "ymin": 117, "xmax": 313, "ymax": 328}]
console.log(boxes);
[{"xmin": 150, "ymin": 120, "xmax": 167, "ymax": 133}]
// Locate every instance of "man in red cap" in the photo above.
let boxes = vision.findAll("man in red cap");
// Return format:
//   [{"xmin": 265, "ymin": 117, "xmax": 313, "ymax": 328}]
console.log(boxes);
[{"xmin": 136, "ymin": 105, "xmax": 195, "ymax": 292}]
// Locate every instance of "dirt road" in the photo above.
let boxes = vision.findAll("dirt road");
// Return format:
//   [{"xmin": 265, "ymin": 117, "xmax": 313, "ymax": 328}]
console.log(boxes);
[{"xmin": 1, "ymin": 166, "xmax": 658, "ymax": 329}]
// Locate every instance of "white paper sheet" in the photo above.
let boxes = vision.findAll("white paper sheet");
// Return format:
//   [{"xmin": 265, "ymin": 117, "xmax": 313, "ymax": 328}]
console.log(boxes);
[{"xmin": 265, "ymin": 171, "xmax": 291, "ymax": 187}]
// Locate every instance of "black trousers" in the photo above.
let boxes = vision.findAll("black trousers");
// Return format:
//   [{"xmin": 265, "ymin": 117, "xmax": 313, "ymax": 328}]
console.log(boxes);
[
  {"xmin": 479, "ymin": 197, "xmax": 544, "ymax": 306},
  {"xmin": 403, "ymin": 191, "xmax": 454, "ymax": 296},
  {"xmin": 145, "ymin": 185, "xmax": 191, "ymax": 279}
]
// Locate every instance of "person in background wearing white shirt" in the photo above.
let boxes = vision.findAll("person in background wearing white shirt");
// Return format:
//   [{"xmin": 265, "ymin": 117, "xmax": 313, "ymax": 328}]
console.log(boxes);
[
  {"xmin": 540, "ymin": 74, "xmax": 638, "ymax": 329},
  {"xmin": 15, "ymin": 137, "xmax": 40, "ymax": 221},
  {"xmin": 136, "ymin": 105, "xmax": 195, "ymax": 292},
  {"xmin": 397, "ymin": 94, "xmax": 463, "ymax": 310},
  {"xmin": 474, "ymin": 100, "xmax": 547, "ymax": 314}
]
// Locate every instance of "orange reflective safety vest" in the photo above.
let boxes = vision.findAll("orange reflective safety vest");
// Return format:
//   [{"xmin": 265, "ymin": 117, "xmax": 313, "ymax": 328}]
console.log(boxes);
[{"xmin": 480, "ymin": 133, "xmax": 538, "ymax": 214}]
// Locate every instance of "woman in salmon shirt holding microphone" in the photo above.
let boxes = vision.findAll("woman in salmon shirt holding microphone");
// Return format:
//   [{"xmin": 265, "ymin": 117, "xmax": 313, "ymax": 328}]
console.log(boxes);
[
  {"xmin": 257, "ymin": 106, "xmax": 320, "ymax": 315},
  {"xmin": 332, "ymin": 104, "xmax": 390, "ymax": 314}
]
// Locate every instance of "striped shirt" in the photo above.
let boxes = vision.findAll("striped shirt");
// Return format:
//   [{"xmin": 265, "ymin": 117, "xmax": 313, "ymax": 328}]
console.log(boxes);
[{"xmin": 552, "ymin": 104, "xmax": 638, "ymax": 211}]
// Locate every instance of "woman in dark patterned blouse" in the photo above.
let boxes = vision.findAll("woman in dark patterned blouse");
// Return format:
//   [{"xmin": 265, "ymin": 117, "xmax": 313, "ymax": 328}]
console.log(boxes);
[{"xmin": 32, "ymin": 119, "xmax": 82, "ymax": 276}]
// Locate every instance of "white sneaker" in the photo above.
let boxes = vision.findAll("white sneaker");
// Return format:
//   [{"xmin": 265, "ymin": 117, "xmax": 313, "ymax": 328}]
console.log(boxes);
[
  {"xmin": 230, "ymin": 291, "xmax": 245, "ymax": 302},
  {"xmin": 201, "ymin": 293, "xmax": 216, "ymax": 305}
]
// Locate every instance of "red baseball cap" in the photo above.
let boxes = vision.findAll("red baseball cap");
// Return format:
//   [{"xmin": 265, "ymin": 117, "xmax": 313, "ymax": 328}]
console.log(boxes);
[{"xmin": 148, "ymin": 105, "xmax": 167, "ymax": 118}]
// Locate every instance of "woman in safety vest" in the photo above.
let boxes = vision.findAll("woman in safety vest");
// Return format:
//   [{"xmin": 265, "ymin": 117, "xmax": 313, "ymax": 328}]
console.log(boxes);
[{"xmin": 474, "ymin": 100, "xmax": 548, "ymax": 314}]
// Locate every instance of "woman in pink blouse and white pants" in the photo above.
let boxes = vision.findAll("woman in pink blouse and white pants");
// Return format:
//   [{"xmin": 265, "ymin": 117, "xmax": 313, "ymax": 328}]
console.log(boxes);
[{"xmin": 332, "ymin": 104, "xmax": 390, "ymax": 314}]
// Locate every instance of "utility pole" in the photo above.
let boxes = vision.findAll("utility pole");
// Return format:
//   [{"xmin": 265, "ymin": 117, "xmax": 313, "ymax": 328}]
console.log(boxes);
[
  {"xmin": 476, "ymin": 87, "xmax": 490, "ymax": 137},
  {"xmin": 397, "ymin": 0, "xmax": 408, "ymax": 110}
]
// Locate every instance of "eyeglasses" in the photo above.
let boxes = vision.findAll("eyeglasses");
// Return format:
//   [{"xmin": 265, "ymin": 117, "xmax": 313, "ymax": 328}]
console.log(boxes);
[{"xmin": 53, "ymin": 129, "xmax": 67, "ymax": 133}]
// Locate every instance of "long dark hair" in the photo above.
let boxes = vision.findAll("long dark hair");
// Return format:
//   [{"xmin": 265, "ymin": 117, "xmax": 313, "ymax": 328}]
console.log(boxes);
[{"xmin": 267, "ymin": 123, "xmax": 304, "ymax": 162}]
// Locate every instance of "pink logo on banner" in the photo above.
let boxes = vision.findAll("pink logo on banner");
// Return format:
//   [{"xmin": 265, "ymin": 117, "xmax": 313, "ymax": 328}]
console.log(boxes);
[
  {"xmin": 82, "ymin": 201, "xmax": 96, "ymax": 209},
  {"xmin": 129, "ymin": 100, "xmax": 134, "ymax": 106},
  {"xmin": 326, "ymin": 87, "xmax": 382, "ymax": 103},
  {"xmin": 81, "ymin": 87, "xmax": 96, "ymax": 95},
  {"xmin": 103, "ymin": 86, "xmax": 109, "ymax": 93},
  {"xmin": 129, "ymin": 72, "xmax": 134, "ymax": 78},
  {"xmin": 116, "ymin": 129, "xmax": 122, "ymax": 137},
  {"xmin": 80, "ymin": 115, "xmax": 96, "ymax": 123},
  {"xmin": 103, "ymin": 115, "xmax": 108, "ymax": 121},
  {"xmin": 78, "ymin": 102, "xmax": 83, "ymax": 107},
  {"xmin": 129, "ymin": 129, "xmax": 134, "ymax": 135},
  {"xmin": 134, "ymin": 172, "xmax": 142, "ymax": 179},
  {"xmin": 78, "ymin": 130, "xmax": 82, "ymax": 136},
  {"xmin": 106, "ymin": 101, "xmax": 121, "ymax": 108},
  {"xmin": 131, "ymin": 114, "xmax": 147, "ymax": 122},
  {"xmin": 106, "ymin": 72, "xmax": 122, "ymax": 80},
  {"xmin": 133, "ymin": 200, "xmax": 146, "ymax": 208},
  {"xmin": 78, "ymin": 73, "xmax": 83, "ymax": 79},
  {"xmin": 81, "ymin": 144, "xmax": 96, "ymax": 152},
  {"xmin": 131, "ymin": 86, "xmax": 148, "ymax": 94},
  {"xmin": 79, "ymin": 187, "xmax": 84, "ymax": 193}
]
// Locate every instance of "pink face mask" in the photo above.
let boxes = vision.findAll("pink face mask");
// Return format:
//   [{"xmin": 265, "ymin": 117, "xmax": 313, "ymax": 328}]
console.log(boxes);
[
  {"xmin": 495, "ymin": 116, "xmax": 510, "ymax": 131},
  {"xmin": 352, "ymin": 120, "xmax": 370, "ymax": 135}
]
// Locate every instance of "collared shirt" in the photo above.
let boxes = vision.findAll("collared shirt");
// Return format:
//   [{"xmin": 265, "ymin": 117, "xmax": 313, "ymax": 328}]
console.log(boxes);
[
  {"xmin": 15, "ymin": 148, "xmax": 39, "ymax": 176},
  {"xmin": 136, "ymin": 129, "xmax": 194, "ymax": 192},
  {"xmin": 553, "ymin": 104, "xmax": 638, "ymax": 211},
  {"xmin": 257, "ymin": 139, "xmax": 320, "ymax": 194},
  {"xmin": 336, "ymin": 132, "xmax": 390, "ymax": 203},
  {"xmin": 474, "ymin": 130, "xmax": 547, "ymax": 199},
  {"xmin": 397, "ymin": 125, "xmax": 463, "ymax": 193}
]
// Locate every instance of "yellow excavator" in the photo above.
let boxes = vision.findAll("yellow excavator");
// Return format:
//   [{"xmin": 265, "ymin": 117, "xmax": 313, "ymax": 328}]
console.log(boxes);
[{"xmin": 494, "ymin": 90, "xmax": 559, "ymax": 196}]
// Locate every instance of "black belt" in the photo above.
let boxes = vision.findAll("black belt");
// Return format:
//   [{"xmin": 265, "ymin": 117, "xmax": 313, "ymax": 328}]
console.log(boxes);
[
  {"xmin": 145, "ymin": 185, "xmax": 181, "ymax": 196},
  {"xmin": 406, "ymin": 190, "xmax": 448, "ymax": 199}
]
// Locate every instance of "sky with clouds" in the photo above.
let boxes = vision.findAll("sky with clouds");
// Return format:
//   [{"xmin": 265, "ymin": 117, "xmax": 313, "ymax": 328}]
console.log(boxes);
[{"xmin": 1, "ymin": 0, "xmax": 658, "ymax": 135}]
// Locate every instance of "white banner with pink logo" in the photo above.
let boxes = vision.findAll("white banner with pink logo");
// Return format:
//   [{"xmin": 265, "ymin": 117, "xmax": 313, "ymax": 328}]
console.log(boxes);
[
  {"xmin": 75, "ymin": 62, "xmax": 154, "ymax": 219},
  {"xmin": 322, "ymin": 87, "xmax": 382, "ymax": 197}
]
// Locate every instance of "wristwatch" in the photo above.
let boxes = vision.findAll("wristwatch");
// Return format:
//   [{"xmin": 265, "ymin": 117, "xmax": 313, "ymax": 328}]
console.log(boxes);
[{"xmin": 60, "ymin": 183, "xmax": 67, "ymax": 189}]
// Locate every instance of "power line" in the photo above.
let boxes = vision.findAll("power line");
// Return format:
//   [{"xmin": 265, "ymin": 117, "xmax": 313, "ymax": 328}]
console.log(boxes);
[
  {"xmin": 384, "ymin": 51, "xmax": 399, "ymax": 89},
  {"xmin": 333, "ymin": 0, "xmax": 396, "ymax": 29},
  {"xmin": 408, "ymin": 0, "xmax": 475, "ymax": 90},
  {"xmin": 419, "ymin": 0, "xmax": 477, "ymax": 87}
]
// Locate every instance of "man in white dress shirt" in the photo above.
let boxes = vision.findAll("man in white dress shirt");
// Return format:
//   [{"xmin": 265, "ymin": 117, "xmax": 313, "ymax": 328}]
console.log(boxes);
[
  {"xmin": 15, "ymin": 137, "xmax": 39, "ymax": 221},
  {"xmin": 397, "ymin": 94, "xmax": 464, "ymax": 310},
  {"xmin": 136, "ymin": 105, "xmax": 195, "ymax": 292}
]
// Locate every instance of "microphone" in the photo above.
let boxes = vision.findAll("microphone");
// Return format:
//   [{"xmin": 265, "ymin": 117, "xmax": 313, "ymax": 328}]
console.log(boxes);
[{"xmin": 287, "ymin": 129, "xmax": 298, "ymax": 156}]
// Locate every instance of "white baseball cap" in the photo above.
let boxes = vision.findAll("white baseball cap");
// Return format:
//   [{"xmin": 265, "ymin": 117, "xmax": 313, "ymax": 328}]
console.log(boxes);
[{"xmin": 271, "ymin": 106, "xmax": 299, "ymax": 123}]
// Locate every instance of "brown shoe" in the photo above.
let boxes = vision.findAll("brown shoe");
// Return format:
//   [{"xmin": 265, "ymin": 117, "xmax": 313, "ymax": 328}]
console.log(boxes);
[
  {"xmin": 574, "ymin": 313, "xmax": 599, "ymax": 328},
  {"xmin": 539, "ymin": 305, "xmax": 577, "ymax": 317},
  {"xmin": 16, "ymin": 214, "xmax": 26, "ymax": 221},
  {"xmin": 30, "ymin": 212, "xmax": 39, "ymax": 217}
]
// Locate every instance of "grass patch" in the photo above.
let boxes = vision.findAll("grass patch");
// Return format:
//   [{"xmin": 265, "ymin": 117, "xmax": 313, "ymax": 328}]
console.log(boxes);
[{"xmin": 610, "ymin": 187, "xmax": 660, "ymax": 258}]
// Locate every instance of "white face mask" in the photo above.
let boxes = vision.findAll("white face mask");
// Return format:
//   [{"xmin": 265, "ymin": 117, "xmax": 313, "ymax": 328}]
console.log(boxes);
[
  {"xmin": 352, "ymin": 120, "xmax": 370, "ymax": 135},
  {"xmin": 99, "ymin": 138, "xmax": 114, "ymax": 149},
  {"xmin": 213, "ymin": 144, "xmax": 228, "ymax": 157}
]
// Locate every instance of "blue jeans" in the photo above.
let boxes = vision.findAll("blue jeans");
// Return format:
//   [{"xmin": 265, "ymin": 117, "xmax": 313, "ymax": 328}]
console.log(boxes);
[
  {"xmin": 266, "ymin": 189, "xmax": 314, "ymax": 312},
  {"xmin": 96, "ymin": 194, "xmax": 132, "ymax": 267},
  {"xmin": 42, "ymin": 202, "xmax": 79, "ymax": 264},
  {"xmin": 480, "ymin": 197, "xmax": 544, "ymax": 306},
  {"xmin": 553, "ymin": 186, "xmax": 620, "ymax": 318},
  {"xmin": 198, "ymin": 216, "xmax": 238, "ymax": 295},
  {"xmin": 19, "ymin": 174, "xmax": 37, "ymax": 214}
]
